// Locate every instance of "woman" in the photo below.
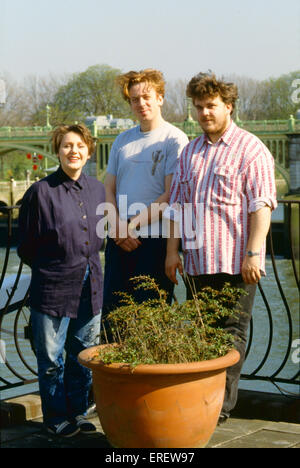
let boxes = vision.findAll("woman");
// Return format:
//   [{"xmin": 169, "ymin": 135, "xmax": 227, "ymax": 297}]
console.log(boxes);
[{"xmin": 18, "ymin": 124, "xmax": 105, "ymax": 437}]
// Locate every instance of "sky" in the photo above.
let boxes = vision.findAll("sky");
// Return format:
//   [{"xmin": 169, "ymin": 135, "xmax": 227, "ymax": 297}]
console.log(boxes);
[{"xmin": 0, "ymin": 0, "xmax": 299, "ymax": 84}]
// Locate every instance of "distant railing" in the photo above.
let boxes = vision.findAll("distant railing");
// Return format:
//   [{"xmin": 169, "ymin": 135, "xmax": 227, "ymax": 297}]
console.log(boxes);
[
  {"xmin": 173, "ymin": 117, "xmax": 300, "ymax": 136},
  {"xmin": 0, "ymin": 126, "xmax": 52, "ymax": 138},
  {"xmin": 236, "ymin": 117, "xmax": 300, "ymax": 134},
  {"xmin": 0, "ymin": 117, "xmax": 300, "ymax": 139},
  {"xmin": 0, "ymin": 201, "xmax": 299, "ymax": 396}
]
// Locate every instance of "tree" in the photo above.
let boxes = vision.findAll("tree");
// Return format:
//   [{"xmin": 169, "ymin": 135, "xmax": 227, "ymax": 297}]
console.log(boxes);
[
  {"xmin": 24, "ymin": 74, "xmax": 67, "ymax": 126},
  {"xmin": 0, "ymin": 73, "xmax": 29, "ymax": 126},
  {"xmin": 163, "ymin": 79, "xmax": 189, "ymax": 122},
  {"xmin": 0, "ymin": 72, "xmax": 65, "ymax": 127},
  {"xmin": 51, "ymin": 65, "xmax": 131, "ymax": 124},
  {"xmin": 1, "ymin": 68, "xmax": 299, "ymax": 128},
  {"xmin": 223, "ymin": 74, "xmax": 263, "ymax": 120},
  {"xmin": 257, "ymin": 71, "xmax": 300, "ymax": 120},
  {"xmin": 224, "ymin": 71, "xmax": 300, "ymax": 120}
]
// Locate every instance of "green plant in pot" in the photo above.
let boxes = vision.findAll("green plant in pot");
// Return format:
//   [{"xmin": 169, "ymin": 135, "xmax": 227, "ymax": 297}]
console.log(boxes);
[{"xmin": 78, "ymin": 275, "xmax": 243, "ymax": 448}]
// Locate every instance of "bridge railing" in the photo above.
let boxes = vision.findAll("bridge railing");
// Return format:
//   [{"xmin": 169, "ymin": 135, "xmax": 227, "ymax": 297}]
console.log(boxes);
[
  {"xmin": 0, "ymin": 201, "xmax": 299, "ymax": 397},
  {"xmin": 0, "ymin": 126, "xmax": 52, "ymax": 138},
  {"xmin": 0, "ymin": 117, "xmax": 300, "ymax": 139},
  {"xmin": 236, "ymin": 117, "xmax": 300, "ymax": 134}
]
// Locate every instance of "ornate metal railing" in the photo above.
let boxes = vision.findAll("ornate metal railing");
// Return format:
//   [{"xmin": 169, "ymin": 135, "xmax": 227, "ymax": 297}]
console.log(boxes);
[
  {"xmin": 0, "ymin": 201, "xmax": 299, "ymax": 397},
  {"xmin": 242, "ymin": 200, "xmax": 299, "ymax": 392},
  {"xmin": 0, "ymin": 206, "xmax": 38, "ymax": 395}
]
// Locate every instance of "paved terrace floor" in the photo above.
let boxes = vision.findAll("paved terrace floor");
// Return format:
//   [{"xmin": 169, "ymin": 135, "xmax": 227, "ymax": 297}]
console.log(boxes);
[{"xmin": 1, "ymin": 390, "xmax": 299, "ymax": 449}]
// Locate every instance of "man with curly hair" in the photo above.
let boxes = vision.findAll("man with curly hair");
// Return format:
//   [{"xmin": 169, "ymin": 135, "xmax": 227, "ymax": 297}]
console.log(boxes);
[{"xmin": 165, "ymin": 72, "xmax": 277, "ymax": 423}]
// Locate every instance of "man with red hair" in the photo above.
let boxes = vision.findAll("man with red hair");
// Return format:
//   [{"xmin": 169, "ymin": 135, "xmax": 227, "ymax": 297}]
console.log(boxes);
[{"xmin": 103, "ymin": 69, "xmax": 189, "ymax": 323}]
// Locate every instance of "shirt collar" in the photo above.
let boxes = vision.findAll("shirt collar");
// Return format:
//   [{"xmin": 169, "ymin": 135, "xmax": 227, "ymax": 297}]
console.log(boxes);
[
  {"xmin": 56, "ymin": 166, "xmax": 84, "ymax": 191},
  {"xmin": 202, "ymin": 120, "xmax": 237, "ymax": 147},
  {"xmin": 220, "ymin": 120, "xmax": 238, "ymax": 146}
]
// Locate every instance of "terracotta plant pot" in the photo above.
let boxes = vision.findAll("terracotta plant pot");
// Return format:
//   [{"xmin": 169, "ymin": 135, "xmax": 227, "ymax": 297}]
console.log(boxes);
[{"xmin": 78, "ymin": 345, "xmax": 240, "ymax": 448}]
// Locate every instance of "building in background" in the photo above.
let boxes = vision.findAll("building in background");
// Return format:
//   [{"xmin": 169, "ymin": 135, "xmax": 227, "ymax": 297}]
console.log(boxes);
[{"xmin": 85, "ymin": 115, "xmax": 134, "ymax": 130}]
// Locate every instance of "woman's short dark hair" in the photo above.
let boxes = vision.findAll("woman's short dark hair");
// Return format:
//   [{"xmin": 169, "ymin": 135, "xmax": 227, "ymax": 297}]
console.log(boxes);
[
  {"xmin": 186, "ymin": 73, "xmax": 238, "ymax": 113},
  {"xmin": 51, "ymin": 123, "xmax": 95, "ymax": 155}
]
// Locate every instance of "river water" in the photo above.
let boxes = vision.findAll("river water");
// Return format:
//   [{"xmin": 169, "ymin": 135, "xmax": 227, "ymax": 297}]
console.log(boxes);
[{"xmin": 0, "ymin": 248, "xmax": 299, "ymax": 400}]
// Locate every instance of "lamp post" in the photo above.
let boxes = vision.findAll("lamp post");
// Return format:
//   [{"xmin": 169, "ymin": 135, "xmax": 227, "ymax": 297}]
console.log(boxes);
[{"xmin": 46, "ymin": 104, "xmax": 51, "ymax": 128}]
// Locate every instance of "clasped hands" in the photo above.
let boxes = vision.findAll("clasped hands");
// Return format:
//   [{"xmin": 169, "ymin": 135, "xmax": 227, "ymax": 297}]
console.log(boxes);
[{"xmin": 111, "ymin": 218, "xmax": 141, "ymax": 252}]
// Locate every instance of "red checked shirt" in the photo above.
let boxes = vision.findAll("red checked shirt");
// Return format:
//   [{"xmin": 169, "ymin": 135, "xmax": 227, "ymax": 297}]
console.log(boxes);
[{"xmin": 169, "ymin": 121, "xmax": 277, "ymax": 276}]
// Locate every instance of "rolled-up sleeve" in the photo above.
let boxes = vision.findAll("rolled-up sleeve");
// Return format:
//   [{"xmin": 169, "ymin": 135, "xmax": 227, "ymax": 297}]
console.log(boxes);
[{"xmin": 245, "ymin": 147, "xmax": 278, "ymax": 213}]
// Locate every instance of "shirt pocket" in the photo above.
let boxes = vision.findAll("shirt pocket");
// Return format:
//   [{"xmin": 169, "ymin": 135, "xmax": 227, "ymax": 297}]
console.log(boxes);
[{"xmin": 211, "ymin": 166, "xmax": 239, "ymax": 205}]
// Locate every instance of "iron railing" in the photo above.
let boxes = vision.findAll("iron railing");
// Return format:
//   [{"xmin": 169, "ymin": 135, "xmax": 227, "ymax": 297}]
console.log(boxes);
[
  {"xmin": 0, "ymin": 206, "xmax": 38, "ymax": 394},
  {"xmin": 0, "ymin": 201, "xmax": 299, "ymax": 396},
  {"xmin": 241, "ymin": 200, "xmax": 299, "ymax": 391}
]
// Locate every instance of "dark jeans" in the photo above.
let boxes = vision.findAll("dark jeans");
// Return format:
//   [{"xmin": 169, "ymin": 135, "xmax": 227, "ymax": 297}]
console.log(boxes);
[
  {"xmin": 186, "ymin": 273, "xmax": 256, "ymax": 416},
  {"xmin": 102, "ymin": 237, "xmax": 174, "ymax": 339}
]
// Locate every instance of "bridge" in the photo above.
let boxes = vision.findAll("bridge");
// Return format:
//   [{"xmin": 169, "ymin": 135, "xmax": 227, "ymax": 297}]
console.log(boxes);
[
  {"xmin": 0, "ymin": 180, "xmax": 32, "ymax": 207},
  {"xmin": 0, "ymin": 114, "xmax": 300, "ymax": 206}
]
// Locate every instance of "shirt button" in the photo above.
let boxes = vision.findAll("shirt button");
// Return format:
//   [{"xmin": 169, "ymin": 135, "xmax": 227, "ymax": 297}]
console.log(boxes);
[
  {"xmin": 83, "ymin": 227, "xmax": 87, "ymax": 232},
  {"xmin": 85, "ymin": 241, "xmax": 89, "ymax": 245},
  {"xmin": 82, "ymin": 215, "xmax": 87, "ymax": 219},
  {"xmin": 79, "ymin": 202, "xmax": 83, "ymax": 207}
]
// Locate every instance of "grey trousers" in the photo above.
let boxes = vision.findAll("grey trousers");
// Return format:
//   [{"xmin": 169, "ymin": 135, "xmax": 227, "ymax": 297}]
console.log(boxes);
[{"xmin": 186, "ymin": 273, "xmax": 256, "ymax": 416}]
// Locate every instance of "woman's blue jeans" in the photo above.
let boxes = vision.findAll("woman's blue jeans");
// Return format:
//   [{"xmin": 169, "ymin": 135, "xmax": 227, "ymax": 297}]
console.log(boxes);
[{"xmin": 30, "ymin": 281, "xmax": 101, "ymax": 426}]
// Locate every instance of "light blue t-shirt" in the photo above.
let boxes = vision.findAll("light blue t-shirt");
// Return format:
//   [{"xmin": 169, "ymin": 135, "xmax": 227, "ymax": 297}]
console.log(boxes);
[{"xmin": 107, "ymin": 121, "xmax": 189, "ymax": 231}]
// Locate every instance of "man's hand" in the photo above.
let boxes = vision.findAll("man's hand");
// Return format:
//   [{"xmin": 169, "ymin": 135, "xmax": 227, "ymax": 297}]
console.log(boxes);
[
  {"xmin": 241, "ymin": 255, "xmax": 261, "ymax": 284},
  {"xmin": 165, "ymin": 252, "xmax": 183, "ymax": 284},
  {"xmin": 112, "ymin": 219, "xmax": 141, "ymax": 252},
  {"xmin": 242, "ymin": 206, "xmax": 271, "ymax": 284},
  {"xmin": 116, "ymin": 236, "xmax": 141, "ymax": 252}
]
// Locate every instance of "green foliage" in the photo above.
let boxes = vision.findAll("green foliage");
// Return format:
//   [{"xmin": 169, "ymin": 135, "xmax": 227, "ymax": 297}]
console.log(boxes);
[
  {"xmin": 0, "ymin": 151, "xmax": 46, "ymax": 181},
  {"xmin": 51, "ymin": 64, "xmax": 131, "ymax": 124},
  {"xmin": 253, "ymin": 71, "xmax": 300, "ymax": 120},
  {"xmin": 1, "ymin": 68, "xmax": 299, "ymax": 127},
  {"xmin": 99, "ymin": 276, "xmax": 246, "ymax": 366}
]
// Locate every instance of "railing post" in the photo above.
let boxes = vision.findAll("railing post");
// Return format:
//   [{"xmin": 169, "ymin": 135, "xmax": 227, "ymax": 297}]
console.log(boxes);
[
  {"xmin": 9, "ymin": 177, "xmax": 15, "ymax": 206},
  {"xmin": 287, "ymin": 134, "xmax": 300, "ymax": 194},
  {"xmin": 288, "ymin": 115, "xmax": 295, "ymax": 132},
  {"xmin": 93, "ymin": 120, "xmax": 98, "ymax": 138}
]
